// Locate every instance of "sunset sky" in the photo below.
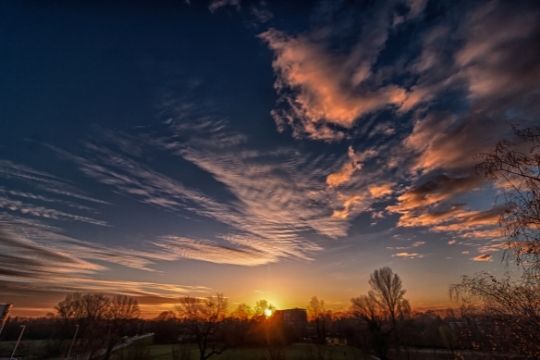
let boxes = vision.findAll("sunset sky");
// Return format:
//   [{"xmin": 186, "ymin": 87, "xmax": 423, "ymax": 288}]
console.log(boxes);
[{"xmin": 1, "ymin": 0, "xmax": 539, "ymax": 317}]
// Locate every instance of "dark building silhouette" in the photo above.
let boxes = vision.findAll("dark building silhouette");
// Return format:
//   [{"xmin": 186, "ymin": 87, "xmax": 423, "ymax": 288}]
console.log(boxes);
[{"xmin": 272, "ymin": 308, "xmax": 308, "ymax": 341}]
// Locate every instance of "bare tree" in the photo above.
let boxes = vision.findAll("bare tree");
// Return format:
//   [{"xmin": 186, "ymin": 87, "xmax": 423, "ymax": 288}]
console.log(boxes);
[
  {"xmin": 56, "ymin": 293, "xmax": 111, "ymax": 356},
  {"xmin": 351, "ymin": 267, "xmax": 410, "ymax": 360},
  {"xmin": 478, "ymin": 126, "xmax": 540, "ymax": 275},
  {"xmin": 103, "ymin": 295, "xmax": 140, "ymax": 360},
  {"xmin": 56, "ymin": 293, "xmax": 139, "ymax": 359},
  {"xmin": 369, "ymin": 267, "xmax": 411, "ymax": 328},
  {"xmin": 448, "ymin": 127, "xmax": 540, "ymax": 358},
  {"xmin": 176, "ymin": 293, "xmax": 228, "ymax": 360},
  {"xmin": 450, "ymin": 272, "xmax": 540, "ymax": 358}
]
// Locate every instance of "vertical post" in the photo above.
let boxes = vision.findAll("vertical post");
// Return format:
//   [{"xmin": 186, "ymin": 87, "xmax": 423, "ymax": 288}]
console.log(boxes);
[
  {"xmin": 0, "ymin": 304, "xmax": 12, "ymax": 338},
  {"xmin": 10, "ymin": 325, "xmax": 25, "ymax": 360},
  {"xmin": 66, "ymin": 324, "xmax": 79, "ymax": 359},
  {"xmin": 0, "ymin": 317, "xmax": 6, "ymax": 338}
]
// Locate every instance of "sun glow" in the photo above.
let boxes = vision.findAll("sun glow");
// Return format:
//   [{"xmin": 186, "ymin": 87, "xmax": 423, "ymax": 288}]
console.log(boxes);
[{"xmin": 264, "ymin": 308, "xmax": 273, "ymax": 317}]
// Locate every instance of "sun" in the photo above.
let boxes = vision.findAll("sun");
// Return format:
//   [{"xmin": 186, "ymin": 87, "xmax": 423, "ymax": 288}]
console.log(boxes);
[{"xmin": 264, "ymin": 308, "xmax": 273, "ymax": 317}]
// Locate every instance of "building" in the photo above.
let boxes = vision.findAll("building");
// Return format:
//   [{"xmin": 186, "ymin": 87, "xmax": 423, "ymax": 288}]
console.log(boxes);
[{"xmin": 272, "ymin": 308, "xmax": 308, "ymax": 341}]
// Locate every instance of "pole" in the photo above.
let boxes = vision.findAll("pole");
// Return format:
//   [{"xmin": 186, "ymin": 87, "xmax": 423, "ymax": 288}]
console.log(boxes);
[
  {"xmin": 0, "ymin": 317, "xmax": 6, "ymax": 338},
  {"xmin": 0, "ymin": 304, "xmax": 12, "ymax": 338},
  {"xmin": 10, "ymin": 325, "xmax": 25, "ymax": 360},
  {"xmin": 66, "ymin": 324, "xmax": 79, "ymax": 359}
]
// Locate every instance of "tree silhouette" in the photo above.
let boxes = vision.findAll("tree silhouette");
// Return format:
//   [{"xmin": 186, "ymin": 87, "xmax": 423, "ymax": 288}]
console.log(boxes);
[
  {"xmin": 103, "ymin": 295, "xmax": 140, "ymax": 360},
  {"xmin": 450, "ymin": 272, "xmax": 540, "ymax": 358},
  {"xmin": 176, "ymin": 293, "xmax": 228, "ymax": 360},
  {"xmin": 478, "ymin": 126, "xmax": 540, "ymax": 275},
  {"xmin": 254, "ymin": 299, "xmax": 275, "ymax": 319},
  {"xmin": 307, "ymin": 296, "xmax": 330, "ymax": 344},
  {"xmin": 450, "ymin": 126, "xmax": 540, "ymax": 357},
  {"xmin": 56, "ymin": 293, "xmax": 110, "ymax": 356},
  {"xmin": 351, "ymin": 267, "xmax": 410, "ymax": 360},
  {"xmin": 55, "ymin": 293, "xmax": 139, "ymax": 359},
  {"xmin": 230, "ymin": 303, "xmax": 253, "ymax": 320}
]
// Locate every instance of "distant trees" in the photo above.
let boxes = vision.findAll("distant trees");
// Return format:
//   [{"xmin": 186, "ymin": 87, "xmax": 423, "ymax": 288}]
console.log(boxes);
[
  {"xmin": 152, "ymin": 311, "xmax": 179, "ymax": 344},
  {"xmin": 176, "ymin": 293, "xmax": 228, "ymax": 360},
  {"xmin": 351, "ymin": 267, "xmax": 410, "ymax": 360}
]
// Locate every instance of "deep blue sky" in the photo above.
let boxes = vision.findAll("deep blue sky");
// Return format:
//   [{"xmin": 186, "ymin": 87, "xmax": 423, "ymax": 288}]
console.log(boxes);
[{"xmin": 1, "ymin": 0, "xmax": 539, "ymax": 316}]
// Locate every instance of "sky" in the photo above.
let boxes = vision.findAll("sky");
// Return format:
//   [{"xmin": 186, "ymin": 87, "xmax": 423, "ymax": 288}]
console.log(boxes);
[{"xmin": 1, "ymin": 0, "xmax": 539, "ymax": 317}]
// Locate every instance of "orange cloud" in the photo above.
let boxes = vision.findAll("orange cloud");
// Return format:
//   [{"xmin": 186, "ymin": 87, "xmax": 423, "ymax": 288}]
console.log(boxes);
[
  {"xmin": 472, "ymin": 253, "xmax": 492, "ymax": 262},
  {"xmin": 260, "ymin": 29, "xmax": 418, "ymax": 140},
  {"xmin": 392, "ymin": 252, "xmax": 424, "ymax": 259},
  {"xmin": 387, "ymin": 174, "xmax": 483, "ymax": 213},
  {"xmin": 326, "ymin": 163, "xmax": 357, "ymax": 188},
  {"xmin": 368, "ymin": 183, "xmax": 394, "ymax": 198},
  {"xmin": 332, "ymin": 194, "xmax": 365, "ymax": 220},
  {"xmin": 325, "ymin": 146, "xmax": 366, "ymax": 187}
]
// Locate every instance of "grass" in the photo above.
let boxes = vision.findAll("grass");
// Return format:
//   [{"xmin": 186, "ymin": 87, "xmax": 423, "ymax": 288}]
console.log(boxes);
[
  {"xmin": 139, "ymin": 343, "xmax": 370, "ymax": 360},
  {"xmin": 0, "ymin": 340, "xmax": 48, "ymax": 359},
  {"xmin": 0, "ymin": 341, "xmax": 370, "ymax": 360}
]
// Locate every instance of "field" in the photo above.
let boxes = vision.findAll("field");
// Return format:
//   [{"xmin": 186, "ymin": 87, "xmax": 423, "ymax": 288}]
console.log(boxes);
[
  {"xmin": 1, "ymin": 341, "xmax": 521, "ymax": 360},
  {"xmin": 125, "ymin": 343, "xmax": 371, "ymax": 360},
  {"xmin": 0, "ymin": 341, "xmax": 371, "ymax": 360}
]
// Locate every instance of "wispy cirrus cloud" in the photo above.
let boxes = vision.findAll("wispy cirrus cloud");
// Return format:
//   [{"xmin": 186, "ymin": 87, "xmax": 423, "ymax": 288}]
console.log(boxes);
[
  {"xmin": 47, "ymin": 117, "xmax": 399, "ymax": 266},
  {"xmin": 0, "ymin": 217, "xmax": 208, "ymax": 301},
  {"xmin": 0, "ymin": 160, "xmax": 108, "ymax": 205},
  {"xmin": 0, "ymin": 195, "xmax": 108, "ymax": 226}
]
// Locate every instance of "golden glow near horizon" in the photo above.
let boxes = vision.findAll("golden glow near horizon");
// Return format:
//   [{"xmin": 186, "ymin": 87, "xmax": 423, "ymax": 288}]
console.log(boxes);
[{"xmin": 264, "ymin": 308, "xmax": 273, "ymax": 317}]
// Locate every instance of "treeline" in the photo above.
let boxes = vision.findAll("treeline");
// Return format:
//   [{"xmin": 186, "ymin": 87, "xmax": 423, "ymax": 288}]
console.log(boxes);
[{"xmin": 2, "ymin": 266, "xmax": 539, "ymax": 360}]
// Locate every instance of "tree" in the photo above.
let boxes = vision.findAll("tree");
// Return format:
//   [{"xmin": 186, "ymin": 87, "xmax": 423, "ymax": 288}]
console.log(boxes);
[
  {"xmin": 351, "ymin": 267, "xmax": 410, "ymax": 360},
  {"xmin": 55, "ymin": 293, "xmax": 140, "ymax": 359},
  {"xmin": 176, "ymin": 293, "xmax": 228, "ymax": 360},
  {"xmin": 230, "ymin": 303, "xmax": 253, "ymax": 320},
  {"xmin": 56, "ymin": 293, "xmax": 111, "ymax": 356},
  {"xmin": 254, "ymin": 299, "xmax": 275, "ymax": 319},
  {"xmin": 450, "ymin": 272, "xmax": 540, "ymax": 358},
  {"xmin": 155, "ymin": 310, "xmax": 177, "ymax": 322},
  {"xmin": 478, "ymin": 126, "xmax": 540, "ymax": 276},
  {"xmin": 103, "ymin": 295, "xmax": 140, "ymax": 360},
  {"xmin": 368, "ymin": 267, "xmax": 411, "ymax": 329},
  {"xmin": 153, "ymin": 311, "xmax": 179, "ymax": 344},
  {"xmin": 449, "ymin": 127, "xmax": 540, "ymax": 357},
  {"xmin": 307, "ymin": 297, "xmax": 330, "ymax": 344}
]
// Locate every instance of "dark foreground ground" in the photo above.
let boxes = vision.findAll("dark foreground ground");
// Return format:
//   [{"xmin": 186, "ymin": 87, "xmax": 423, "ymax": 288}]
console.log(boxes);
[
  {"xmin": 0, "ymin": 341, "xmax": 370, "ymax": 360},
  {"xmin": 0, "ymin": 341, "xmax": 527, "ymax": 360}
]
